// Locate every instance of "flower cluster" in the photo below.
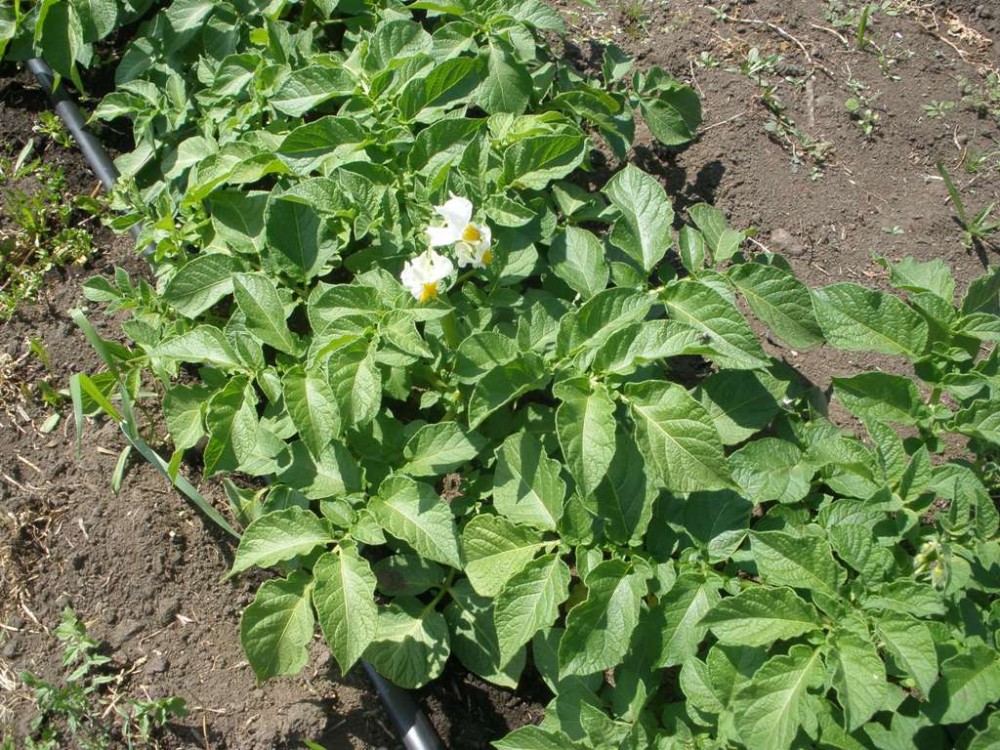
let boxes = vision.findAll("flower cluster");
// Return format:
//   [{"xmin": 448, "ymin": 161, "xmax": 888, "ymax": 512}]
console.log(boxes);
[{"xmin": 399, "ymin": 195, "xmax": 492, "ymax": 302}]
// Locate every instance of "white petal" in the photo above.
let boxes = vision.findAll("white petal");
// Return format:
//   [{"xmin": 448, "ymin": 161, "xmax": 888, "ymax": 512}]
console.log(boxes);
[
  {"xmin": 477, "ymin": 223, "xmax": 492, "ymax": 249},
  {"xmin": 426, "ymin": 225, "xmax": 460, "ymax": 247},
  {"xmin": 435, "ymin": 196, "xmax": 473, "ymax": 232},
  {"xmin": 455, "ymin": 244, "xmax": 476, "ymax": 268}
]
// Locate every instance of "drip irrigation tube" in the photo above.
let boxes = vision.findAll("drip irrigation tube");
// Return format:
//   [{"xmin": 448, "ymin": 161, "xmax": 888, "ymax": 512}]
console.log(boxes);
[{"xmin": 27, "ymin": 55, "xmax": 445, "ymax": 750}]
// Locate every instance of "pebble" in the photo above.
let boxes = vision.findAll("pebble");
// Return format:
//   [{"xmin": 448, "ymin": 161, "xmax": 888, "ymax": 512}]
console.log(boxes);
[
  {"xmin": 109, "ymin": 618, "xmax": 143, "ymax": 649},
  {"xmin": 2, "ymin": 637, "xmax": 19, "ymax": 658},
  {"xmin": 156, "ymin": 596, "xmax": 181, "ymax": 627},
  {"xmin": 145, "ymin": 653, "xmax": 169, "ymax": 675},
  {"xmin": 768, "ymin": 227, "xmax": 805, "ymax": 256}
]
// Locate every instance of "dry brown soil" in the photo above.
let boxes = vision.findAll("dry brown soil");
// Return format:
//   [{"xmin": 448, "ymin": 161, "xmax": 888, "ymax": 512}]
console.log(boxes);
[{"xmin": 1, "ymin": 0, "xmax": 999, "ymax": 747}]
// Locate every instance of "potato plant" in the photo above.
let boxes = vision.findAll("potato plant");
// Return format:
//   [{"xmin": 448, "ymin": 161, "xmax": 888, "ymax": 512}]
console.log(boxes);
[{"xmin": 14, "ymin": 0, "xmax": 1000, "ymax": 747}]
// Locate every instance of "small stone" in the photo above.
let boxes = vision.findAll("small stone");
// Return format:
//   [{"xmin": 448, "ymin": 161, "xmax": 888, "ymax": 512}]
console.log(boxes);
[
  {"xmin": 145, "ymin": 654, "xmax": 169, "ymax": 675},
  {"xmin": 156, "ymin": 596, "xmax": 181, "ymax": 627},
  {"xmin": 1, "ymin": 638, "xmax": 19, "ymax": 658},
  {"xmin": 769, "ymin": 227, "xmax": 805, "ymax": 255},
  {"xmin": 109, "ymin": 619, "xmax": 143, "ymax": 649}
]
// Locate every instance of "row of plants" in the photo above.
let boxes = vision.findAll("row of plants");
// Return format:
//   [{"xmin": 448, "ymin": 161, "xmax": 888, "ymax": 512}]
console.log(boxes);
[{"xmin": 5, "ymin": 0, "xmax": 1000, "ymax": 748}]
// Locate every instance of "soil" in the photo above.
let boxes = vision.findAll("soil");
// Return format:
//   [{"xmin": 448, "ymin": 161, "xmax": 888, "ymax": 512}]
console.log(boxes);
[{"xmin": 2, "ymin": 0, "xmax": 1000, "ymax": 748}]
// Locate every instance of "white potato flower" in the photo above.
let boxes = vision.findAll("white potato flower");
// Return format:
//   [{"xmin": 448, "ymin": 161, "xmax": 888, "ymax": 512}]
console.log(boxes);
[
  {"xmin": 400, "ymin": 248, "xmax": 454, "ymax": 302},
  {"xmin": 426, "ymin": 194, "xmax": 493, "ymax": 268}
]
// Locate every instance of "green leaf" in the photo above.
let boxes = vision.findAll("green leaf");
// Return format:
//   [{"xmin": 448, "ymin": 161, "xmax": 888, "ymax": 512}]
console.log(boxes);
[
  {"xmin": 163, "ymin": 384, "xmax": 209, "ymax": 452},
  {"xmin": 153, "ymin": 326, "xmax": 243, "ymax": 371},
  {"xmin": 203, "ymin": 377, "xmax": 258, "ymax": 475},
  {"xmin": 371, "ymin": 476, "xmax": 462, "ymax": 568},
  {"xmin": 749, "ymin": 531, "xmax": 845, "ymax": 597},
  {"xmin": 446, "ymin": 579, "xmax": 525, "ymax": 688},
  {"xmin": 878, "ymin": 256, "xmax": 955, "ymax": 302},
  {"xmin": 493, "ymin": 726, "xmax": 577, "ymax": 750},
  {"xmin": 553, "ymin": 378, "xmax": 616, "ymax": 498},
  {"xmin": 230, "ymin": 507, "xmax": 333, "ymax": 576},
  {"xmin": 363, "ymin": 597, "xmax": 450, "ymax": 689},
  {"xmin": 728, "ymin": 262, "xmax": 823, "ymax": 349},
  {"xmin": 559, "ymin": 560, "xmax": 645, "ymax": 676},
  {"xmin": 271, "ymin": 65, "xmax": 356, "ymax": 117},
  {"xmin": 702, "ymin": 587, "xmax": 821, "ymax": 647},
  {"xmin": 313, "ymin": 545, "xmax": 377, "ymax": 673},
  {"xmin": 495, "ymin": 554, "xmax": 571, "ymax": 663},
  {"xmin": 660, "ymin": 279, "xmax": 770, "ymax": 369},
  {"xmin": 626, "ymin": 380, "xmax": 732, "ymax": 493},
  {"xmin": 829, "ymin": 629, "xmax": 887, "ymax": 731},
  {"xmin": 592, "ymin": 319, "xmax": 711, "ymax": 375},
  {"xmin": 232, "ymin": 273, "xmax": 298, "ymax": 354},
  {"xmin": 277, "ymin": 441, "xmax": 362, "ymax": 499},
  {"xmin": 494, "ymin": 431, "xmax": 566, "ymax": 531},
  {"xmin": 684, "ymin": 490, "xmax": 753, "ymax": 562},
  {"xmin": 603, "ymin": 163, "xmax": 673, "ymax": 273},
  {"xmin": 926, "ymin": 645, "xmax": 1000, "ymax": 724},
  {"xmin": 372, "ymin": 553, "xmax": 445, "ymax": 597},
  {"xmin": 638, "ymin": 83, "xmax": 702, "ymax": 146},
  {"xmin": 688, "ymin": 203, "xmax": 743, "ymax": 265},
  {"xmin": 501, "ymin": 134, "xmax": 589, "ymax": 191},
  {"xmin": 549, "ymin": 227, "xmax": 609, "ymax": 299},
  {"xmin": 833, "ymin": 372, "xmax": 930, "ymax": 426},
  {"xmin": 162, "ymin": 254, "xmax": 242, "ymax": 318},
  {"xmin": 695, "ymin": 370, "xmax": 782, "ymax": 445},
  {"xmin": 264, "ymin": 194, "xmax": 339, "ymax": 281},
  {"xmin": 326, "ymin": 339, "xmax": 381, "ymax": 428},
  {"xmin": 729, "ymin": 438, "xmax": 812, "ymax": 505},
  {"xmin": 401, "ymin": 422, "xmax": 484, "ymax": 477},
  {"xmin": 594, "ymin": 433, "xmax": 654, "ymax": 546},
  {"xmin": 732, "ymin": 645, "xmax": 824, "ymax": 750},
  {"xmin": 467, "ymin": 353, "xmax": 547, "ymax": 429},
  {"xmin": 969, "ymin": 710, "xmax": 1000, "ymax": 749},
  {"xmin": 282, "ymin": 366, "xmax": 341, "ymax": 460},
  {"xmin": 476, "ymin": 45, "xmax": 531, "ymax": 115},
  {"xmin": 876, "ymin": 612, "xmax": 939, "ymax": 696},
  {"xmin": 812, "ymin": 283, "xmax": 929, "ymax": 357},
  {"xmin": 240, "ymin": 571, "xmax": 314, "ymax": 681},
  {"xmin": 277, "ymin": 116, "xmax": 368, "ymax": 173},
  {"xmin": 398, "ymin": 56, "xmax": 480, "ymax": 121},
  {"xmin": 656, "ymin": 574, "xmax": 721, "ymax": 667},
  {"xmin": 462, "ymin": 515, "xmax": 547, "ymax": 597}
]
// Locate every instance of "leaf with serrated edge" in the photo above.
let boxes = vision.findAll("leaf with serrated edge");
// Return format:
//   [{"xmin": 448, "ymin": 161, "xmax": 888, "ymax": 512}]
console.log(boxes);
[
  {"xmin": 702, "ymin": 587, "xmax": 821, "ymax": 647},
  {"xmin": 371, "ymin": 476, "xmax": 461, "ymax": 568},
  {"xmin": 495, "ymin": 554, "xmax": 570, "ymax": 663},
  {"xmin": 462, "ymin": 515, "xmax": 547, "ymax": 598},
  {"xmin": 240, "ymin": 571, "xmax": 314, "ymax": 680},
  {"xmin": 230, "ymin": 507, "xmax": 333, "ymax": 576},
  {"xmin": 313, "ymin": 545, "xmax": 377, "ymax": 673}
]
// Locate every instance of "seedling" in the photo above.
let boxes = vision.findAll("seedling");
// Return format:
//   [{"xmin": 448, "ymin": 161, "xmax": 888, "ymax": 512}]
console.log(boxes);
[
  {"xmin": 922, "ymin": 99, "xmax": 955, "ymax": 119},
  {"xmin": 19, "ymin": 608, "xmax": 186, "ymax": 749},
  {"xmin": 856, "ymin": 3, "xmax": 874, "ymax": 50},
  {"xmin": 845, "ymin": 95, "xmax": 881, "ymax": 138},
  {"xmin": 937, "ymin": 160, "xmax": 1000, "ymax": 250}
]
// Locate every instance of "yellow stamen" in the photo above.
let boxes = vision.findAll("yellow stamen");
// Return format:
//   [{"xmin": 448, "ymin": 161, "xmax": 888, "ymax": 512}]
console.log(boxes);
[
  {"xmin": 420, "ymin": 282, "xmax": 438, "ymax": 303},
  {"xmin": 481, "ymin": 249, "xmax": 492, "ymax": 265},
  {"xmin": 462, "ymin": 224, "xmax": 482, "ymax": 242}
]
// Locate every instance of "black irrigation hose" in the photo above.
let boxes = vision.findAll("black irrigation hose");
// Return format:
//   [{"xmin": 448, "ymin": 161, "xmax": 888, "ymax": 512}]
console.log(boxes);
[{"xmin": 27, "ymin": 55, "xmax": 445, "ymax": 750}]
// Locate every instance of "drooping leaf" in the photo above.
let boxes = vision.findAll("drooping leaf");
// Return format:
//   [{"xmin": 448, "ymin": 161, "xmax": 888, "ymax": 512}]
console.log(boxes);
[
  {"xmin": 363, "ymin": 597, "xmax": 450, "ymax": 689},
  {"xmin": 313, "ymin": 545, "xmax": 377, "ymax": 673},
  {"xmin": 240, "ymin": 571, "xmax": 315, "ymax": 681}
]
